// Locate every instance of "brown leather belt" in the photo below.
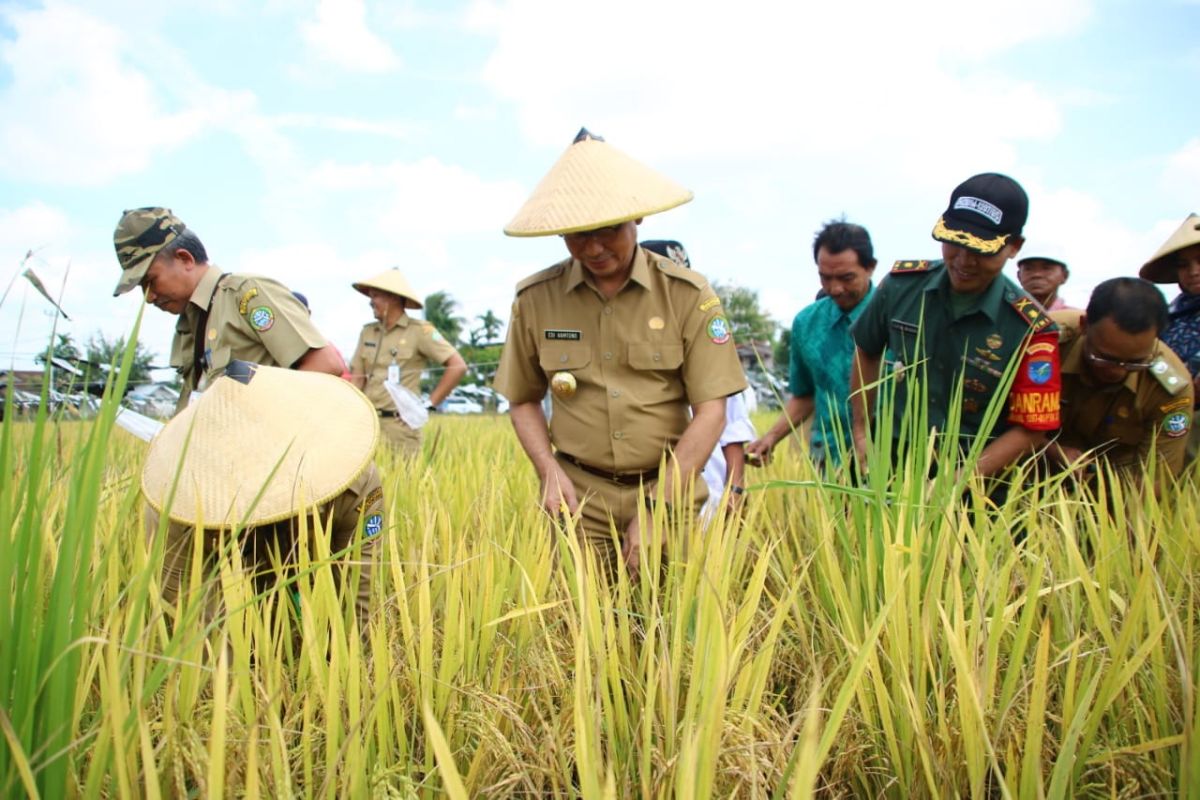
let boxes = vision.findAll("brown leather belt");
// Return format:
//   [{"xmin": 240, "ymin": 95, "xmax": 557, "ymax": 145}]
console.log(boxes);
[{"xmin": 557, "ymin": 451, "xmax": 658, "ymax": 486}]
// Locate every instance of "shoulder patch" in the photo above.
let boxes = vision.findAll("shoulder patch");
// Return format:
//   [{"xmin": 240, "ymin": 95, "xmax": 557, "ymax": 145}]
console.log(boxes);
[
  {"xmin": 891, "ymin": 260, "xmax": 932, "ymax": 274},
  {"xmin": 1149, "ymin": 356, "xmax": 1191, "ymax": 396},
  {"xmin": 1008, "ymin": 293, "xmax": 1056, "ymax": 334},
  {"xmin": 515, "ymin": 262, "xmax": 567, "ymax": 294}
]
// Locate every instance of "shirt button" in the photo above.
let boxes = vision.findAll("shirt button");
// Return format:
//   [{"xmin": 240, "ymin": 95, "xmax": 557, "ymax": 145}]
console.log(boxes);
[
  {"xmin": 604, "ymin": 306, "xmax": 613, "ymax": 315},
  {"xmin": 653, "ymin": 353, "xmax": 661, "ymax": 362},
  {"xmin": 604, "ymin": 352, "xmax": 613, "ymax": 360},
  {"xmin": 559, "ymin": 354, "xmax": 568, "ymax": 363},
  {"xmin": 613, "ymin": 431, "xmax": 623, "ymax": 439},
  {"xmin": 611, "ymin": 390, "xmax": 620, "ymax": 397}
]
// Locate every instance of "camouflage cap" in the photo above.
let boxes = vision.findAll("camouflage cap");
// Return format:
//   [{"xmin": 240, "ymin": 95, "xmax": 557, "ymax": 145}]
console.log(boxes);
[{"xmin": 112, "ymin": 207, "xmax": 186, "ymax": 297}]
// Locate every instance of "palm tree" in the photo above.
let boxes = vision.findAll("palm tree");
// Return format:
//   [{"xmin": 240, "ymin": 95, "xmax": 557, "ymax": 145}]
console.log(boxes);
[
  {"xmin": 422, "ymin": 291, "xmax": 466, "ymax": 345},
  {"xmin": 475, "ymin": 309, "xmax": 504, "ymax": 345}
]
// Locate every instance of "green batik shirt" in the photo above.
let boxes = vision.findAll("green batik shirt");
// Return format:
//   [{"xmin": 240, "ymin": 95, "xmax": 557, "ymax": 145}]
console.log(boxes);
[
  {"xmin": 789, "ymin": 284, "xmax": 874, "ymax": 463},
  {"xmin": 850, "ymin": 259, "xmax": 1061, "ymax": 445}
]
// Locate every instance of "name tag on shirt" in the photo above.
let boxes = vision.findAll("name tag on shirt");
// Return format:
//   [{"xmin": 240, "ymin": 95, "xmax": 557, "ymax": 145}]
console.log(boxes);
[
  {"xmin": 545, "ymin": 330, "xmax": 582, "ymax": 341},
  {"xmin": 890, "ymin": 319, "xmax": 919, "ymax": 334}
]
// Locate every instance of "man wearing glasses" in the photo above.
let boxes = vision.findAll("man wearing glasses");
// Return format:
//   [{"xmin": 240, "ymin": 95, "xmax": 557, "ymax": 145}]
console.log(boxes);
[
  {"xmin": 1050, "ymin": 277, "xmax": 1193, "ymax": 481},
  {"xmin": 494, "ymin": 129, "xmax": 746, "ymax": 580}
]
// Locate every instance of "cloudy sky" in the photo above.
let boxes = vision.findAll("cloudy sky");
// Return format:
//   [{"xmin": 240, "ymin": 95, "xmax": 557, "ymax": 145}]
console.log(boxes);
[{"xmin": 1, "ymin": 0, "xmax": 1197, "ymax": 377}]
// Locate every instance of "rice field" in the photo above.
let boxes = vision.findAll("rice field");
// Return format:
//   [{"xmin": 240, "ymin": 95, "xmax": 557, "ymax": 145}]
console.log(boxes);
[{"xmin": 3, "ymin": 378, "xmax": 1199, "ymax": 798}]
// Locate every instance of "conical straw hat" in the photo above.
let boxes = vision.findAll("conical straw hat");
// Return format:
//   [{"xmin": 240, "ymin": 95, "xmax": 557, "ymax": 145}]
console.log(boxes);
[
  {"xmin": 504, "ymin": 128, "xmax": 693, "ymax": 237},
  {"xmin": 352, "ymin": 267, "xmax": 423, "ymax": 309},
  {"xmin": 142, "ymin": 363, "xmax": 379, "ymax": 527},
  {"xmin": 1140, "ymin": 213, "xmax": 1200, "ymax": 283}
]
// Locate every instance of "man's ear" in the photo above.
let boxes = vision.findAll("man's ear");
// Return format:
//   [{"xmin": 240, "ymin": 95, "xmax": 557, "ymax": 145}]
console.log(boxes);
[
  {"xmin": 1078, "ymin": 314, "xmax": 1088, "ymax": 336},
  {"xmin": 1006, "ymin": 235, "xmax": 1025, "ymax": 259},
  {"xmin": 173, "ymin": 248, "xmax": 197, "ymax": 270}
]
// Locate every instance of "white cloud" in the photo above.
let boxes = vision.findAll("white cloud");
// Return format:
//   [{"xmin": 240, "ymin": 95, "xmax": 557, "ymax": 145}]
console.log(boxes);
[
  {"xmin": 300, "ymin": 0, "xmax": 400, "ymax": 73},
  {"xmin": 0, "ymin": 1, "xmax": 255, "ymax": 185},
  {"xmin": 1160, "ymin": 138, "xmax": 1200, "ymax": 210},
  {"xmin": 306, "ymin": 156, "xmax": 528, "ymax": 235}
]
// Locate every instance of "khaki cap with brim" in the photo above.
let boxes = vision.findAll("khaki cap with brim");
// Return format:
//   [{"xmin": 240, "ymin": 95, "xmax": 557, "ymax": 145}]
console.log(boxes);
[
  {"xmin": 112, "ymin": 207, "xmax": 186, "ymax": 297},
  {"xmin": 1139, "ymin": 213, "xmax": 1200, "ymax": 284},
  {"xmin": 141, "ymin": 363, "xmax": 379, "ymax": 527},
  {"xmin": 503, "ymin": 128, "xmax": 693, "ymax": 237},
  {"xmin": 352, "ymin": 268, "xmax": 423, "ymax": 309}
]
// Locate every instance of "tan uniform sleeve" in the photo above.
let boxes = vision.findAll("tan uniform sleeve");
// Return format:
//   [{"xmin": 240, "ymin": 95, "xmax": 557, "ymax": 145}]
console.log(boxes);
[
  {"xmin": 493, "ymin": 295, "xmax": 547, "ymax": 404},
  {"xmin": 679, "ymin": 283, "xmax": 748, "ymax": 405},
  {"xmin": 240, "ymin": 277, "xmax": 328, "ymax": 369},
  {"xmin": 416, "ymin": 322, "xmax": 460, "ymax": 365}
]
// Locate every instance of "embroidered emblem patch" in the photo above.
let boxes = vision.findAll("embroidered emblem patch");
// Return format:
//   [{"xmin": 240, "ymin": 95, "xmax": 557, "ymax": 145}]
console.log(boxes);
[
  {"xmin": 1027, "ymin": 360, "xmax": 1054, "ymax": 385},
  {"xmin": 364, "ymin": 514, "xmax": 383, "ymax": 537},
  {"xmin": 238, "ymin": 287, "xmax": 259, "ymax": 315},
  {"xmin": 1163, "ymin": 411, "xmax": 1190, "ymax": 438},
  {"xmin": 248, "ymin": 306, "xmax": 275, "ymax": 331},
  {"xmin": 708, "ymin": 315, "xmax": 731, "ymax": 344},
  {"xmin": 699, "ymin": 297, "xmax": 721, "ymax": 312}
]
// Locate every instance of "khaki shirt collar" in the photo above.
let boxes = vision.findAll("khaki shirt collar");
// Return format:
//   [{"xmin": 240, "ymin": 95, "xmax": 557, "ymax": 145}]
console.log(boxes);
[
  {"xmin": 188, "ymin": 266, "xmax": 222, "ymax": 312},
  {"xmin": 384, "ymin": 311, "xmax": 411, "ymax": 332},
  {"xmin": 564, "ymin": 247, "xmax": 653, "ymax": 294}
]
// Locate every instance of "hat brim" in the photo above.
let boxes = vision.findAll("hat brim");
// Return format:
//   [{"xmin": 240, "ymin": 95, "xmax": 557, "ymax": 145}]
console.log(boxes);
[
  {"xmin": 931, "ymin": 216, "xmax": 1011, "ymax": 255},
  {"xmin": 351, "ymin": 282, "xmax": 422, "ymax": 309},
  {"xmin": 113, "ymin": 254, "xmax": 153, "ymax": 297},
  {"xmin": 1139, "ymin": 214, "xmax": 1200, "ymax": 284}
]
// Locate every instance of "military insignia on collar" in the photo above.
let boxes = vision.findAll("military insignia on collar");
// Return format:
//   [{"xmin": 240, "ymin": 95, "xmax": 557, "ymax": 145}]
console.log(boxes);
[
  {"xmin": 891, "ymin": 260, "xmax": 931, "ymax": 273},
  {"xmin": 248, "ymin": 306, "xmax": 275, "ymax": 332},
  {"xmin": 1008, "ymin": 295, "xmax": 1052, "ymax": 332},
  {"xmin": 238, "ymin": 287, "xmax": 259, "ymax": 316}
]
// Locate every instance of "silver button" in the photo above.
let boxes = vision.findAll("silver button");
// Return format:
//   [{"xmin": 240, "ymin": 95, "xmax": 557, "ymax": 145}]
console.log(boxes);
[
  {"xmin": 559, "ymin": 354, "xmax": 568, "ymax": 363},
  {"xmin": 611, "ymin": 390, "xmax": 620, "ymax": 397},
  {"xmin": 652, "ymin": 353, "xmax": 661, "ymax": 362},
  {"xmin": 613, "ymin": 431, "xmax": 623, "ymax": 439},
  {"xmin": 604, "ymin": 306, "xmax": 613, "ymax": 315},
  {"xmin": 604, "ymin": 352, "xmax": 613, "ymax": 360}
]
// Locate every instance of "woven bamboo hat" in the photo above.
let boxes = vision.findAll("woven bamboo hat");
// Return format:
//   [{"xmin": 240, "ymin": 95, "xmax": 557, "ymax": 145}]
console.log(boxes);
[
  {"xmin": 352, "ymin": 267, "xmax": 423, "ymax": 309},
  {"xmin": 142, "ymin": 362, "xmax": 379, "ymax": 527},
  {"xmin": 503, "ymin": 128, "xmax": 693, "ymax": 237},
  {"xmin": 1139, "ymin": 214, "xmax": 1200, "ymax": 284}
]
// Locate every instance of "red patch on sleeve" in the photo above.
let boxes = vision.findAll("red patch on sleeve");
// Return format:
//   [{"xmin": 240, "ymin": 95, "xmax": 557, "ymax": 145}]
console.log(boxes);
[{"xmin": 1007, "ymin": 331, "xmax": 1061, "ymax": 430}]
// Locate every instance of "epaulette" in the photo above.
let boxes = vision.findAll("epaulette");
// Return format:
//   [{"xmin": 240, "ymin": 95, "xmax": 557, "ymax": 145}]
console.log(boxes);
[
  {"xmin": 891, "ymin": 259, "xmax": 932, "ymax": 274},
  {"xmin": 1049, "ymin": 309, "xmax": 1083, "ymax": 344},
  {"xmin": 1005, "ymin": 291, "xmax": 1055, "ymax": 334},
  {"xmin": 650, "ymin": 251, "xmax": 707, "ymax": 289},
  {"xmin": 515, "ymin": 262, "xmax": 567, "ymax": 294},
  {"xmin": 1149, "ymin": 353, "xmax": 1191, "ymax": 396}
]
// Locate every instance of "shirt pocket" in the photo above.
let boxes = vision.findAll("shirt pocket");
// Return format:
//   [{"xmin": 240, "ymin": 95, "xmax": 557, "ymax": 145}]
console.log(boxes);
[
  {"xmin": 538, "ymin": 342, "xmax": 592, "ymax": 371},
  {"xmin": 628, "ymin": 342, "xmax": 684, "ymax": 371}
]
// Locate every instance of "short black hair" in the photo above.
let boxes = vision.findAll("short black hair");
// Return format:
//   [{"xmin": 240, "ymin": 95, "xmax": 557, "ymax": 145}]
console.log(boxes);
[
  {"xmin": 812, "ymin": 219, "xmax": 876, "ymax": 269},
  {"xmin": 161, "ymin": 229, "xmax": 208, "ymax": 264},
  {"xmin": 1085, "ymin": 277, "xmax": 1168, "ymax": 334}
]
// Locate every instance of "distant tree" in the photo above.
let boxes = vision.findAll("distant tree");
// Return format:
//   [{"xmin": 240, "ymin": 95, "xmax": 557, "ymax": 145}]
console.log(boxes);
[
  {"xmin": 474, "ymin": 309, "xmax": 504, "ymax": 346},
  {"xmin": 423, "ymin": 291, "xmax": 466, "ymax": 345},
  {"xmin": 773, "ymin": 327, "xmax": 791, "ymax": 376},
  {"xmin": 713, "ymin": 282, "xmax": 777, "ymax": 344},
  {"xmin": 35, "ymin": 333, "xmax": 82, "ymax": 389},
  {"xmin": 85, "ymin": 333, "xmax": 157, "ymax": 387}
]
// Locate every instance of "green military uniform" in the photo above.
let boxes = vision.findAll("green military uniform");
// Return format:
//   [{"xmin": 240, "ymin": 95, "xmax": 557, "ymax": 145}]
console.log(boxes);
[
  {"xmin": 1052, "ymin": 310, "xmax": 1194, "ymax": 478},
  {"xmin": 170, "ymin": 269, "xmax": 326, "ymax": 412},
  {"xmin": 350, "ymin": 313, "xmax": 459, "ymax": 455},
  {"xmin": 494, "ymin": 247, "xmax": 747, "ymax": 559},
  {"xmin": 851, "ymin": 259, "xmax": 1062, "ymax": 447}
]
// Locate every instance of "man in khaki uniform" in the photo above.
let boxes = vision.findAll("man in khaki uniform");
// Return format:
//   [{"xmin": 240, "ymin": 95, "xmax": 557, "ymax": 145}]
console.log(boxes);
[
  {"xmin": 142, "ymin": 362, "xmax": 384, "ymax": 631},
  {"xmin": 1050, "ymin": 277, "xmax": 1193, "ymax": 485},
  {"xmin": 494, "ymin": 129, "xmax": 747, "ymax": 579},
  {"xmin": 112, "ymin": 207, "xmax": 345, "ymax": 413},
  {"xmin": 349, "ymin": 268, "xmax": 468, "ymax": 456}
]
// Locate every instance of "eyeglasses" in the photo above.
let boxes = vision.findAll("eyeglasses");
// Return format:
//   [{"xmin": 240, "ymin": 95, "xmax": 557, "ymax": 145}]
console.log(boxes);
[
  {"xmin": 1084, "ymin": 346, "xmax": 1154, "ymax": 372},
  {"xmin": 561, "ymin": 224, "xmax": 623, "ymax": 245}
]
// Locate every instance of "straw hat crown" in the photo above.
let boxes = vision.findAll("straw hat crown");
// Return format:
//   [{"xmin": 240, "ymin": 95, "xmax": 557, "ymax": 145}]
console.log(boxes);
[
  {"xmin": 504, "ymin": 128, "xmax": 693, "ymax": 237},
  {"xmin": 1140, "ymin": 214, "xmax": 1200, "ymax": 284},
  {"xmin": 352, "ymin": 267, "xmax": 423, "ymax": 309},
  {"xmin": 142, "ymin": 363, "xmax": 379, "ymax": 526}
]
